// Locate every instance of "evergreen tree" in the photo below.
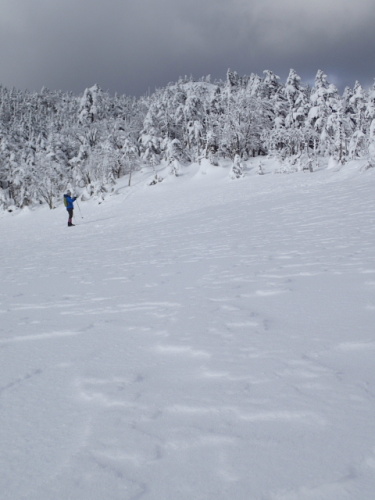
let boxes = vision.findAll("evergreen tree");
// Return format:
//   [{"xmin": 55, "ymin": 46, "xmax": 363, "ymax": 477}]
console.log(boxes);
[
  {"xmin": 1, "ymin": 69, "xmax": 375, "ymax": 211},
  {"xmin": 78, "ymin": 84, "xmax": 103, "ymax": 125},
  {"xmin": 308, "ymin": 70, "xmax": 341, "ymax": 156}
]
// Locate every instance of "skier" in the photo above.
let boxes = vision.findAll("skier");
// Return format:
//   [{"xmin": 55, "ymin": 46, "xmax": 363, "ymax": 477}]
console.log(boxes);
[{"xmin": 64, "ymin": 190, "xmax": 77, "ymax": 226}]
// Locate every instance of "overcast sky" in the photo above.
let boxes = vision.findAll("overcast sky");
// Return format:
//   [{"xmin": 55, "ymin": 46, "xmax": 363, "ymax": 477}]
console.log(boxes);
[{"xmin": 1, "ymin": 0, "xmax": 374, "ymax": 97}]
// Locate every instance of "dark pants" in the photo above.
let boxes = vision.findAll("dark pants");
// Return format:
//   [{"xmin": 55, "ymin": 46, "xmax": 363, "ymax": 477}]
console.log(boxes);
[{"xmin": 67, "ymin": 208, "xmax": 74, "ymax": 225}]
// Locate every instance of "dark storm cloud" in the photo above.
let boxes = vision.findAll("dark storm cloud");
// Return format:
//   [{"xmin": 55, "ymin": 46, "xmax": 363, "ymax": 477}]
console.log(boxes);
[{"xmin": 0, "ymin": 0, "xmax": 374, "ymax": 96}]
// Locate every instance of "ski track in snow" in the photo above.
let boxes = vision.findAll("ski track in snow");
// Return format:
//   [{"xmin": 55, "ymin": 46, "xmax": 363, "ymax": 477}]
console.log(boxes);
[{"xmin": 1, "ymin": 162, "xmax": 375, "ymax": 499}]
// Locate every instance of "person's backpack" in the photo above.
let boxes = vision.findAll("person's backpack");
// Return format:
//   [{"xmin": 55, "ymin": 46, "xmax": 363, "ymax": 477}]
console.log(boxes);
[{"xmin": 63, "ymin": 195, "xmax": 68, "ymax": 207}]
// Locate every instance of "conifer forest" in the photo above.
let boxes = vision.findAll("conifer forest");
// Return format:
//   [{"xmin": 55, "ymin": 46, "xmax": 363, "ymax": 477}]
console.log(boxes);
[{"xmin": 1, "ymin": 68, "xmax": 375, "ymax": 210}]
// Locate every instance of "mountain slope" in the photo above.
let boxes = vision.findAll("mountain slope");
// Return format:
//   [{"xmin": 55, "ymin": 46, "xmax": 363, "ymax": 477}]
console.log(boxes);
[{"xmin": 1, "ymin": 160, "xmax": 375, "ymax": 499}]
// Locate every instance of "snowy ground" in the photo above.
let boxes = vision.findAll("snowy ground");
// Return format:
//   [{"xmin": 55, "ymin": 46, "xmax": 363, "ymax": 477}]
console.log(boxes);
[{"xmin": 1, "ymin": 159, "xmax": 375, "ymax": 500}]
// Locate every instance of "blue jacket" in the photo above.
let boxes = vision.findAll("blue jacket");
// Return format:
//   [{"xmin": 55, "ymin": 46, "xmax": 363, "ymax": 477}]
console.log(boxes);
[{"xmin": 64, "ymin": 194, "xmax": 77, "ymax": 210}]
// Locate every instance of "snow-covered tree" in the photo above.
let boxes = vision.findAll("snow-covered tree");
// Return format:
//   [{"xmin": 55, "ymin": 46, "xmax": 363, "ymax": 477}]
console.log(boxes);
[
  {"xmin": 230, "ymin": 154, "xmax": 244, "ymax": 179},
  {"xmin": 78, "ymin": 84, "xmax": 103, "ymax": 125},
  {"xmin": 368, "ymin": 119, "xmax": 375, "ymax": 166},
  {"xmin": 308, "ymin": 70, "xmax": 341, "ymax": 156},
  {"xmin": 1, "ymin": 68, "xmax": 375, "ymax": 211},
  {"xmin": 283, "ymin": 69, "xmax": 309, "ymax": 130}
]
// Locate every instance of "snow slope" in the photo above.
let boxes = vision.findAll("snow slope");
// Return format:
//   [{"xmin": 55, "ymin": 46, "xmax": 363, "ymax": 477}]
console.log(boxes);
[{"xmin": 1, "ymin": 160, "xmax": 375, "ymax": 500}]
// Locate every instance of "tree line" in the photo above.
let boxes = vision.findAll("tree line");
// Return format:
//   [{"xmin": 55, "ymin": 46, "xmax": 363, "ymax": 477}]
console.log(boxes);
[{"xmin": 1, "ymin": 68, "xmax": 375, "ymax": 210}]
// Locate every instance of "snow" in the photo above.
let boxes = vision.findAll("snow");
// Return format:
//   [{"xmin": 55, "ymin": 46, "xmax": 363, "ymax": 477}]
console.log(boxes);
[{"xmin": 1, "ymin": 160, "xmax": 375, "ymax": 499}]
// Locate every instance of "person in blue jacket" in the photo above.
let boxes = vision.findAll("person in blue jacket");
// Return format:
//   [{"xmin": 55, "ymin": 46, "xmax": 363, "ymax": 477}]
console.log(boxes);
[{"xmin": 64, "ymin": 190, "xmax": 77, "ymax": 226}]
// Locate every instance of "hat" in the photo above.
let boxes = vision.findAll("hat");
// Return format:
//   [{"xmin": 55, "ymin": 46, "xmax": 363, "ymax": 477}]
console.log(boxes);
[{"xmin": 67, "ymin": 190, "xmax": 71, "ymax": 195}]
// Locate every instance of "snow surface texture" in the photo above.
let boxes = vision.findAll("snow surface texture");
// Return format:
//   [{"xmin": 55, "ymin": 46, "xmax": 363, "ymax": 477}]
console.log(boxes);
[{"xmin": 1, "ymin": 159, "xmax": 375, "ymax": 500}]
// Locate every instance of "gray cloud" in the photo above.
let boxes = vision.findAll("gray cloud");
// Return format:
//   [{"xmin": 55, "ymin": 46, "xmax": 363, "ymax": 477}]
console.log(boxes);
[{"xmin": 0, "ymin": 0, "xmax": 374, "ymax": 96}]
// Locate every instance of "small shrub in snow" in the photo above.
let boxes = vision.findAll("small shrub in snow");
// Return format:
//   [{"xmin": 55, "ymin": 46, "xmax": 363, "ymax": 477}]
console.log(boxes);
[
  {"xmin": 302, "ymin": 157, "xmax": 314, "ymax": 173},
  {"xmin": 274, "ymin": 158, "xmax": 298, "ymax": 174},
  {"xmin": 149, "ymin": 175, "xmax": 163, "ymax": 186},
  {"xmin": 230, "ymin": 155, "xmax": 244, "ymax": 179},
  {"xmin": 169, "ymin": 158, "xmax": 180, "ymax": 177}
]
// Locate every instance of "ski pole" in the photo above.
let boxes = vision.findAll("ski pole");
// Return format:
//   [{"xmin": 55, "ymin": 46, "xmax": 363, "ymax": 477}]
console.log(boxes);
[{"xmin": 76, "ymin": 200, "xmax": 83, "ymax": 219}]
